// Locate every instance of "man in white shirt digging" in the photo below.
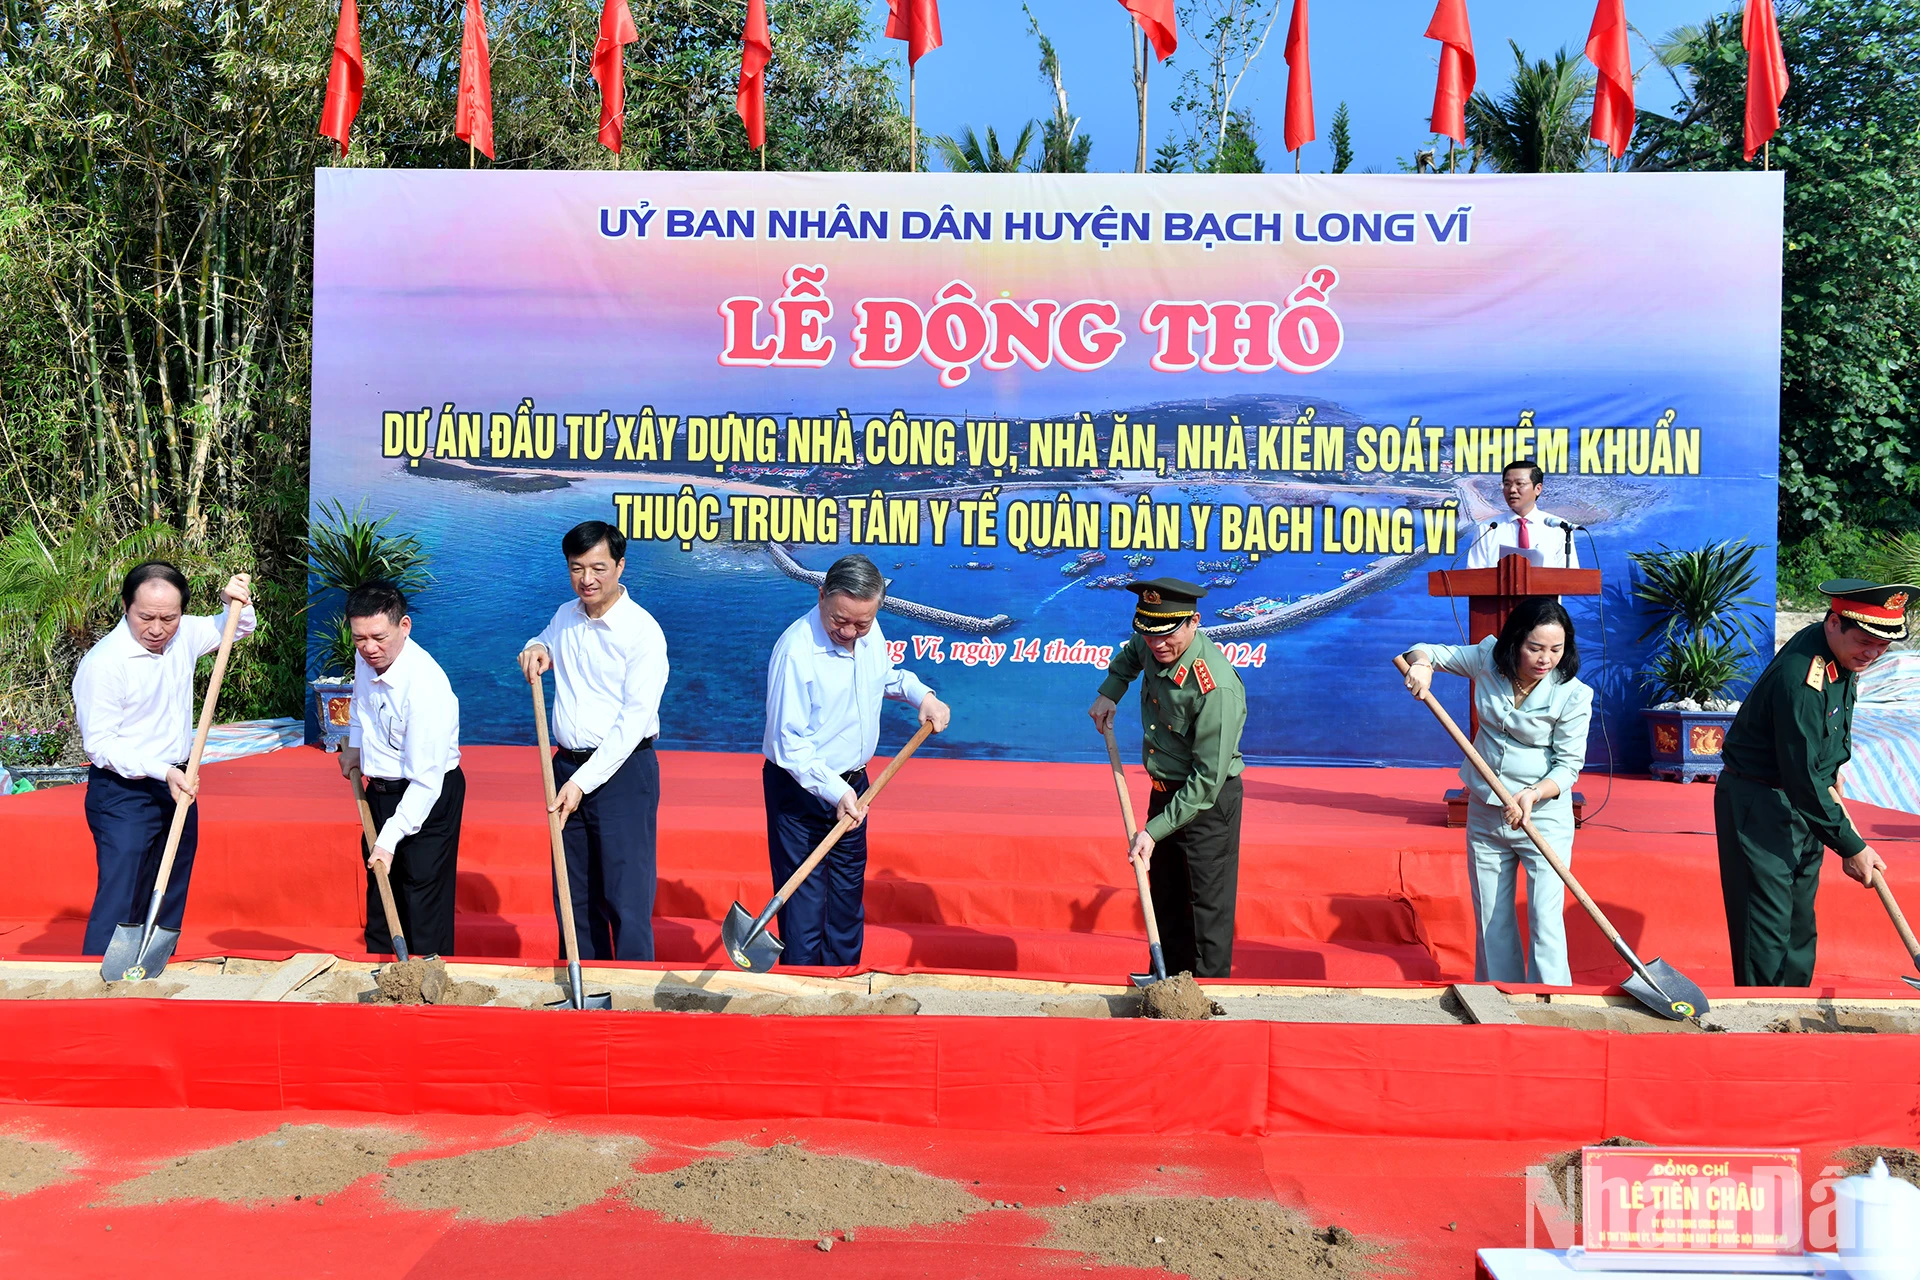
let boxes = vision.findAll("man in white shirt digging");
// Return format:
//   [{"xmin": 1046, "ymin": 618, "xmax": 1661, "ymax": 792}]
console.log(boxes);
[
  {"xmin": 519, "ymin": 520, "xmax": 670, "ymax": 961},
  {"xmin": 337, "ymin": 579, "xmax": 464, "ymax": 958},
  {"xmin": 762, "ymin": 554, "xmax": 949, "ymax": 967},
  {"xmin": 74, "ymin": 562, "xmax": 254, "ymax": 955}
]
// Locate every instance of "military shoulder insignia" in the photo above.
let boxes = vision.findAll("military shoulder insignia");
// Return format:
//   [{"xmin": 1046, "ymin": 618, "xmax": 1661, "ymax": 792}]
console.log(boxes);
[
  {"xmin": 1805, "ymin": 657, "xmax": 1825, "ymax": 691},
  {"xmin": 1826, "ymin": 660, "xmax": 1840, "ymax": 684},
  {"xmin": 1194, "ymin": 659, "xmax": 1216, "ymax": 694},
  {"xmin": 1170, "ymin": 664, "xmax": 1188, "ymax": 686}
]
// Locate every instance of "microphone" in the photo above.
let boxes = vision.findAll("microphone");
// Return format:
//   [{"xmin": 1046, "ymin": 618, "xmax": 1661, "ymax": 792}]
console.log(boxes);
[{"xmin": 1548, "ymin": 518, "xmax": 1580, "ymax": 566}]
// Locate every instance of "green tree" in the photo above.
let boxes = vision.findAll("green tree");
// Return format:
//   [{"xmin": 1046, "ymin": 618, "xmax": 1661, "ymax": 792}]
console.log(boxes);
[
  {"xmin": 1328, "ymin": 101, "xmax": 1354, "ymax": 173},
  {"xmin": 932, "ymin": 124, "xmax": 1039, "ymax": 174},
  {"xmin": 1465, "ymin": 42, "xmax": 1595, "ymax": 173},
  {"xmin": 1150, "ymin": 135, "xmax": 1186, "ymax": 173},
  {"xmin": 1634, "ymin": 0, "xmax": 1920, "ymax": 537},
  {"xmin": 1209, "ymin": 112, "xmax": 1265, "ymax": 174},
  {"xmin": 1028, "ymin": 6, "xmax": 1091, "ymax": 173}
]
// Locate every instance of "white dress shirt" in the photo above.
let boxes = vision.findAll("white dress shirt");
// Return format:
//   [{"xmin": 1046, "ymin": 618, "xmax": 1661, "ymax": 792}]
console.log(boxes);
[
  {"xmin": 763, "ymin": 606, "xmax": 931, "ymax": 806},
  {"xmin": 73, "ymin": 607, "xmax": 257, "ymax": 781},
  {"xmin": 349, "ymin": 639, "xmax": 462, "ymax": 853},
  {"xmin": 523, "ymin": 589, "xmax": 669, "ymax": 794},
  {"xmin": 1464, "ymin": 507, "xmax": 1580, "ymax": 569}
]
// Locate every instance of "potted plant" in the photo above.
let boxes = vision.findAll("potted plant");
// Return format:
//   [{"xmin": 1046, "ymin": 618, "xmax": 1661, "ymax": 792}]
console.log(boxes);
[
  {"xmin": 1630, "ymin": 539, "xmax": 1767, "ymax": 783},
  {"xmin": 305, "ymin": 500, "xmax": 432, "ymax": 750}
]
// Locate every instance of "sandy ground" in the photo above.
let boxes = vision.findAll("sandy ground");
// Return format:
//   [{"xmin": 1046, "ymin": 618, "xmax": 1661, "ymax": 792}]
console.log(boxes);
[
  {"xmin": 0, "ymin": 1132, "xmax": 78, "ymax": 1198},
  {"xmin": 385, "ymin": 1131, "xmax": 648, "ymax": 1220},
  {"xmin": 112, "ymin": 1124, "xmax": 415, "ymax": 1205},
  {"xmin": 1042, "ymin": 1194, "xmax": 1382, "ymax": 1280}
]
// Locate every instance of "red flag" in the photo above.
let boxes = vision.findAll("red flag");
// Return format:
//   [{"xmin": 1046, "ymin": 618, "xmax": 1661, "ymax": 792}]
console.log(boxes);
[
  {"xmin": 1742, "ymin": 0, "xmax": 1789, "ymax": 161},
  {"xmin": 736, "ymin": 0, "xmax": 770, "ymax": 150},
  {"xmin": 1424, "ymin": 0, "xmax": 1475, "ymax": 144},
  {"xmin": 885, "ymin": 0, "xmax": 942, "ymax": 67},
  {"xmin": 1585, "ymin": 0, "xmax": 1633, "ymax": 158},
  {"xmin": 455, "ymin": 0, "xmax": 494, "ymax": 159},
  {"xmin": 1119, "ymin": 0, "xmax": 1177, "ymax": 61},
  {"xmin": 1283, "ymin": 0, "xmax": 1313, "ymax": 153},
  {"xmin": 592, "ymin": 0, "xmax": 638, "ymax": 153},
  {"xmin": 319, "ymin": 0, "xmax": 364, "ymax": 156}
]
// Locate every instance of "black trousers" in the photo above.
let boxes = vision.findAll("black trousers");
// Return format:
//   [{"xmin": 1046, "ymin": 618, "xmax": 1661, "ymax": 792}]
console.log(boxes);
[
  {"xmin": 762, "ymin": 760, "xmax": 870, "ymax": 967},
  {"xmin": 553, "ymin": 746, "xmax": 659, "ymax": 961},
  {"xmin": 83, "ymin": 767, "xmax": 197, "ymax": 956},
  {"xmin": 361, "ymin": 767, "xmax": 464, "ymax": 957},
  {"xmin": 1145, "ymin": 774, "xmax": 1243, "ymax": 979}
]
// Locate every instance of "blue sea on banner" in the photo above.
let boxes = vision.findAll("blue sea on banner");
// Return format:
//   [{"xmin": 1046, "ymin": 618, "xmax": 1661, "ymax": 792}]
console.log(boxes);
[{"xmin": 310, "ymin": 378, "xmax": 1776, "ymax": 770}]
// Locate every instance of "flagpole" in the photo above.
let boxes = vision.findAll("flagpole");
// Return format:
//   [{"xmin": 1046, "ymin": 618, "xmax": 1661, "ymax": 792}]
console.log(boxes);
[
  {"xmin": 469, "ymin": 140, "xmax": 475, "ymax": 168},
  {"xmin": 1135, "ymin": 24, "xmax": 1149, "ymax": 175},
  {"xmin": 909, "ymin": 63, "xmax": 918, "ymax": 173},
  {"xmin": 1764, "ymin": 141, "xmax": 1770, "ymax": 171}
]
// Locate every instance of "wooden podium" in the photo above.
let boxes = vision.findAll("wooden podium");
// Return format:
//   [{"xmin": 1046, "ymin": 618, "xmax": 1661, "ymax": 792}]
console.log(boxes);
[{"xmin": 1427, "ymin": 555, "xmax": 1602, "ymax": 828}]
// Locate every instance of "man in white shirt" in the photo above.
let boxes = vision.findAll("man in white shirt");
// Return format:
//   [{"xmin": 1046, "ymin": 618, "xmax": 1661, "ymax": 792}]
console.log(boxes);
[
  {"xmin": 1464, "ymin": 461, "xmax": 1581, "ymax": 569},
  {"xmin": 336, "ymin": 580, "xmax": 464, "ymax": 958},
  {"xmin": 762, "ymin": 554, "xmax": 951, "ymax": 966},
  {"xmin": 74, "ymin": 562, "xmax": 255, "ymax": 956},
  {"xmin": 518, "ymin": 520, "xmax": 670, "ymax": 961}
]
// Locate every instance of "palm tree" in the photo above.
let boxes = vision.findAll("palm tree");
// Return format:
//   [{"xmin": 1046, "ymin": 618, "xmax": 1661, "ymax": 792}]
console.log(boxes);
[
  {"xmin": 931, "ymin": 123, "xmax": 1038, "ymax": 174},
  {"xmin": 1465, "ymin": 42, "xmax": 1596, "ymax": 173},
  {"xmin": 0, "ymin": 496, "xmax": 171, "ymax": 660}
]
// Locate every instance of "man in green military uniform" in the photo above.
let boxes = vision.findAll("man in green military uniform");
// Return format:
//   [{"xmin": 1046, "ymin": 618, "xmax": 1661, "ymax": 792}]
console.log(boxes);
[
  {"xmin": 1716, "ymin": 579, "xmax": 1911, "ymax": 986},
  {"xmin": 1089, "ymin": 577, "xmax": 1248, "ymax": 978}
]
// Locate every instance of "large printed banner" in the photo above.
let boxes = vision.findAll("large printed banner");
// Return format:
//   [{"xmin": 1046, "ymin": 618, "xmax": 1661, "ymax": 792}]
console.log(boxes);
[{"xmin": 312, "ymin": 171, "xmax": 1783, "ymax": 765}]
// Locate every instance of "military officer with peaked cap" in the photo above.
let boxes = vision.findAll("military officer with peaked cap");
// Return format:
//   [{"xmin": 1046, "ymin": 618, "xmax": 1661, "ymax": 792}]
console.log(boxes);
[
  {"xmin": 1716, "ymin": 579, "xmax": 1914, "ymax": 986},
  {"xmin": 1089, "ymin": 578, "xmax": 1248, "ymax": 978}
]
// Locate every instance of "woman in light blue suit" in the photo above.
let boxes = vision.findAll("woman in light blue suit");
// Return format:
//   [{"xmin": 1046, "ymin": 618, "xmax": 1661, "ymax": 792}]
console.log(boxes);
[{"xmin": 1402, "ymin": 597, "xmax": 1593, "ymax": 985}]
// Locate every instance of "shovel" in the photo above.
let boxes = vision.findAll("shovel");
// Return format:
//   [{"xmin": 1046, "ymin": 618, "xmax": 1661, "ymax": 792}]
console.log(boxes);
[
  {"xmin": 722, "ymin": 721, "xmax": 935, "ymax": 973},
  {"xmin": 345, "ymin": 764, "xmax": 410, "ymax": 963},
  {"xmin": 102, "ymin": 597, "xmax": 245, "ymax": 983},
  {"xmin": 1830, "ymin": 786, "xmax": 1920, "ymax": 992},
  {"xmin": 530, "ymin": 674, "xmax": 611, "ymax": 1010},
  {"xmin": 1395, "ymin": 655, "xmax": 1710, "ymax": 1021},
  {"xmin": 1100, "ymin": 723, "xmax": 1167, "ymax": 987}
]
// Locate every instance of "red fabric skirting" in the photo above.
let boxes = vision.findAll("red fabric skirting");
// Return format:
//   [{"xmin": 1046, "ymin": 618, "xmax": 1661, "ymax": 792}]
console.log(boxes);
[{"xmin": 2, "ymin": 999, "xmax": 1917, "ymax": 1145}]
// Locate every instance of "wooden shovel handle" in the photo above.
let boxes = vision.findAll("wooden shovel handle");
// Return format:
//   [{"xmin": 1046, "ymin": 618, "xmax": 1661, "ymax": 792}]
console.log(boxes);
[
  {"xmin": 345, "ymin": 764, "xmax": 405, "ymax": 948},
  {"xmin": 1393, "ymin": 654, "xmax": 1629, "ymax": 953},
  {"xmin": 1830, "ymin": 786, "xmax": 1920, "ymax": 962},
  {"xmin": 1100, "ymin": 723, "xmax": 1163, "ymax": 950},
  {"xmin": 529, "ymin": 674, "xmax": 586, "ymax": 971},
  {"xmin": 772, "ymin": 720, "xmax": 936, "ymax": 904},
  {"xmin": 148, "ymin": 598, "xmax": 246, "ymax": 906}
]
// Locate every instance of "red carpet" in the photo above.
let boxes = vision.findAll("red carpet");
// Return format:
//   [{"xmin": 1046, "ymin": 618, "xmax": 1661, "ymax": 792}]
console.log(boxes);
[{"xmin": 6, "ymin": 747, "xmax": 1919, "ymax": 987}]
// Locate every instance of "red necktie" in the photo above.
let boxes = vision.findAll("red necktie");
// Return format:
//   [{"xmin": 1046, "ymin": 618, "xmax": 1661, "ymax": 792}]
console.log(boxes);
[{"xmin": 1517, "ymin": 517, "xmax": 1531, "ymax": 550}]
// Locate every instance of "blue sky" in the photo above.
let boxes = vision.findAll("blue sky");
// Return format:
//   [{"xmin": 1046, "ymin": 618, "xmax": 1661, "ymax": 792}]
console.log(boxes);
[{"xmin": 865, "ymin": 0, "xmax": 1720, "ymax": 173}]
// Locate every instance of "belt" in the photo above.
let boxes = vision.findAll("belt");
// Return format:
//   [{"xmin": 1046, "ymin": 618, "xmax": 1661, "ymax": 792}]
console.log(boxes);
[
  {"xmin": 554, "ymin": 736, "xmax": 656, "ymax": 766},
  {"xmin": 362, "ymin": 775, "xmax": 408, "ymax": 795},
  {"xmin": 1722, "ymin": 767, "xmax": 1778, "ymax": 788},
  {"xmin": 840, "ymin": 766, "xmax": 869, "ymax": 786},
  {"xmin": 1150, "ymin": 776, "xmax": 1179, "ymax": 792}
]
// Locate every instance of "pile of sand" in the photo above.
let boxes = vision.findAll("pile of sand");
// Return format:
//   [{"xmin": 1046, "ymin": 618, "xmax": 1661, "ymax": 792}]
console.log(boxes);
[
  {"xmin": 384, "ymin": 1131, "xmax": 645, "ymax": 1220},
  {"xmin": 1142, "ymin": 974, "xmax": 1223, "ymax": 1020},
  {"xmin": 113, "ymin": 1124, "xmax": 414, "ymax": 1204},
  {"xmin": 374, "ymin": 959, "xmax": 449, "ymax": 1004},
  {"xmin": 1833, "ymin": 1145, "xmax": 1920, "ymax": 1187},
  {"xmin": 1543, "ymin": 1136, "xmax": 1650, "ymax": 1221},
  {"xmin": 0, "ymin": 1133, "xmax": 78, "ymax": 1197},
  {"xmin": 627, "ymin": 1141, "xmax": 982, "ymax": 1237},
  {"xmin": 1043, "ymin": 1194, "xmax": 1377, "ymax": 1279}
]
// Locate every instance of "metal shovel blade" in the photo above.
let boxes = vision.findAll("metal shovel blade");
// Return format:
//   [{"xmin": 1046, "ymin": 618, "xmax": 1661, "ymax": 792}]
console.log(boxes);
[
  {"xmin": 1622, "ymin": 956, "xmax": 1710, "ymax": 1021},
  {"xmin": 1129, "ymin": 942, "xmax": 1169, "ymax": 988},
  {"xmin": 101, "ymin": 923, "xmax": 179, "ymax": 983},
  {"xmin": 721, "ymin": 901, "xmax": 783, "ymax": 973},
  {"xmin": 1903, "ymin": 975, "xmax": 1920, "ymax": 992},
  {"xmin": 545, "ymin": 959, "xmax": 612, "ymax": 1010}
]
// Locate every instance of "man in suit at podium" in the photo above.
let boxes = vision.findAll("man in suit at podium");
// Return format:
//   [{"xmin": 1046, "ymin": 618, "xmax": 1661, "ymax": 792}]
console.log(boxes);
[{"xmin": 1465, "ymin": 461, "xmax": 1580, "ymax": 569}]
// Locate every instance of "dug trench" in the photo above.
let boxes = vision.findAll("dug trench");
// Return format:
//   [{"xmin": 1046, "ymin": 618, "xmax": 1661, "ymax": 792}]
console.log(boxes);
[{"xmin": 2, "ymin": 959, "xmax": 1919, "ymax": 1031}]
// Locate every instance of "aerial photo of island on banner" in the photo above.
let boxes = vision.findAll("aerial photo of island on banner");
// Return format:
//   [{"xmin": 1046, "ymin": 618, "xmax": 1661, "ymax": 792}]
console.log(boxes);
[{"xmin": 311, "ymin": 171, "xmax": 1782, "ymax": 763}]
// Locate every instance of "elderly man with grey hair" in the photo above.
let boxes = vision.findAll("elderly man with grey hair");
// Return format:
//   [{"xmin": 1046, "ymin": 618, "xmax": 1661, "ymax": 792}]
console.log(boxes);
[{"xmin": 761, "ymin": 553, "xmax": 950, "ymax": 967}]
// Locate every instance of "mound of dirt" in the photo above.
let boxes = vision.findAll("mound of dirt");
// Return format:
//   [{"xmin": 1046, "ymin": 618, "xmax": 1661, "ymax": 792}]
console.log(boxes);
[
  {"xmin": 438, "ymin": 980, "xmax": 497, "ymax": 1006},
  {"xmin": 628, "ymin": 1141, "xmax": 982, "ymax": 1238},
  {"xmin": 113, "ymin": 1124, "xmax": 414, "ymax": 1204},
  {"xmin": 1833, "ymin": 1145, "xmax": 1920, "ymax": 1188},
  {"xmin": 1043, "ymin": 1194, "xmax": 1377, "ymax": 1279},
  {"xmin": 374, "ymin": 958, "xmax": 449, "ymax": 1005},
  {"xmin": 1142, "ymin": 974, "xmax": 1222, "ymax": 1020},
  {"xmin": 1543, "ymin": 1136, "xmax": 1651, "ymax": 1221},
  {"xmin": 384, "ymin": 1131, "xmax": 645, "ymax": 1221},
  {"xmin": 0, "ymin": 1134, "xmax": 78, "ymax": 1198}
]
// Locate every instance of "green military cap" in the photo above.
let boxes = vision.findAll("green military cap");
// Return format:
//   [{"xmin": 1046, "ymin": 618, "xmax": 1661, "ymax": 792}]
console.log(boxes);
[
  {"xmin": 1820, "ymin": 578, "xmax": 1919, "ymax": 641},
  {"xmin": 1126, "ymin": 577, "xmax": 1206, "ymax": 635}
]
